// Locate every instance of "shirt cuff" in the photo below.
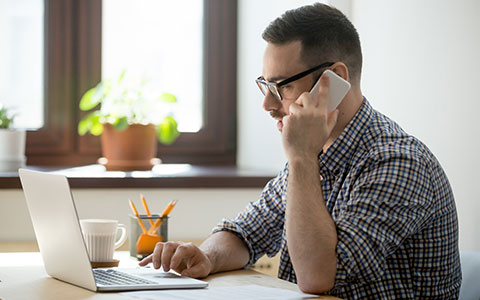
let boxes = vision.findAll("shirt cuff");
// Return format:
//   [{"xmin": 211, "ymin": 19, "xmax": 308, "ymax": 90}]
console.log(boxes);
[{"xmin": 211, "ymin": 218, "xmax": 258, "ymax": 268}]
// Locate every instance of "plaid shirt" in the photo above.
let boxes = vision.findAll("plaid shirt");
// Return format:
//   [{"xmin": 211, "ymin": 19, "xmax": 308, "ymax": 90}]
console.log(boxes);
[{"xmin": 213, "ymin": 99, "xmax": 461, "ymax": 299}]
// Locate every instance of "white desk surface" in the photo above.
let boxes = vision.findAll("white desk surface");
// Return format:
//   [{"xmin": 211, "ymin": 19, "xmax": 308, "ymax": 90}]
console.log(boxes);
[{"xmin": 0, "ymin": 251, "xmax": 340, "ymax": 300}]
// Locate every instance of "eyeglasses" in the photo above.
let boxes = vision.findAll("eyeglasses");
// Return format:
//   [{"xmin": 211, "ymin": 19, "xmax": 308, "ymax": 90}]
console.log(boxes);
[{"xmin": 255, "ymin": 62, "xmax": 334, "ymax": 102}]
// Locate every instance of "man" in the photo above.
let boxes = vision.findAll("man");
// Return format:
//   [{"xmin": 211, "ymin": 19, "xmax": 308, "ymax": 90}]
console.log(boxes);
[{"xmin": 140, "ymin": 3, "xmax": 461, "ymax": 298}]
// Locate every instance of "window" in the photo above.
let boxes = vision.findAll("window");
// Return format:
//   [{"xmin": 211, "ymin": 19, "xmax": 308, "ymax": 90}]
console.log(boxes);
[
  {"xmin": 102, "ymin": 0, "xmax": 204, "ymax": 132},
  {"xmin": 26, "ymin": 0, "xmax": 237, "ymax": 166},
  {"xmin": 0, "ymin": 0, "xmax": 44, "ymax": 129}
]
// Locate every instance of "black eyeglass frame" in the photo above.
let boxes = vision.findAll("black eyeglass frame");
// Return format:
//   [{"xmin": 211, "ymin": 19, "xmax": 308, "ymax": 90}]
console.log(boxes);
[{"xmin": 255, "ymin": 62, "xmax": 334, "ymax": 101}]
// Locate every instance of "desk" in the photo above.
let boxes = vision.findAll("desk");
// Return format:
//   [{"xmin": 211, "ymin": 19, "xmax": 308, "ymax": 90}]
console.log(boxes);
[{"xmin": 0, "ymin": 252, "xmax": 340, "ymax": 300}]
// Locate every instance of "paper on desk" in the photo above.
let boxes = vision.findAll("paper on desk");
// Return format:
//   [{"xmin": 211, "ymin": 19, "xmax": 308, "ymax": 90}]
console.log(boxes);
[{"xmin": 121, "ymin": 284, "xmax": 317, "ymax": 300}]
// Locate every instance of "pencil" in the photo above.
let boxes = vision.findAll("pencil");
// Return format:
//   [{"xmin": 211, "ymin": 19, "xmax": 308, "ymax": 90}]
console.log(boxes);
[
  {"xmin": 129, "ymin": 199, "xmax": 148, "ymax": 234},
  {"xmin": 148, "ymin": 200, "xmax": 178, "ymax": 235},
  {"xmin": 141, "ymin": 194, "xmax": 154, "ymax": 227},
  {"xmin": 160, "ymin": 199, "xmax": 177, "ymax": 217}
]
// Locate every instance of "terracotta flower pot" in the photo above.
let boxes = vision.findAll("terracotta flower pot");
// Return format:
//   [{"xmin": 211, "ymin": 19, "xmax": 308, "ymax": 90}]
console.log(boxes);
[{"xmin": 99, "ymin": 123, "xmax": 160, "ymax": 171}]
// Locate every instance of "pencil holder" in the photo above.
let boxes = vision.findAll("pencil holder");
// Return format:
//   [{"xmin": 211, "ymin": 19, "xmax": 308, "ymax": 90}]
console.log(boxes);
[{"xmin": 129, "ymin": 214, "xmax": 168, "ymax": 260}]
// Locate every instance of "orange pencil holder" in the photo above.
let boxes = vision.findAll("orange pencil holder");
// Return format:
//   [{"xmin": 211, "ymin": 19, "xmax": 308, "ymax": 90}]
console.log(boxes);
[{"xmin": 129, "ymin": 214, "xmax": 168, "ymax": 260}]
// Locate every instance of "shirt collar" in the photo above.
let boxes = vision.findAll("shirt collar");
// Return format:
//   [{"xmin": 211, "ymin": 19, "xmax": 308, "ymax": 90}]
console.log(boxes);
[{"xmin": 318, "ymin": 98, "xmax": 373, "ymax": 176}]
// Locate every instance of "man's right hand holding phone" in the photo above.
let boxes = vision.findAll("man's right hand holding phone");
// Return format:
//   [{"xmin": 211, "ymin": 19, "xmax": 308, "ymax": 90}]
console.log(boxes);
[{"xmin": 282, "ymin": 73, "xmax": 339, "ymax": 163}]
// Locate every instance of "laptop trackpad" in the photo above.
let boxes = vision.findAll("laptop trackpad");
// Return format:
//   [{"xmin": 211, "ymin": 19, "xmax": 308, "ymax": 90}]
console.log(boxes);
[{"xmin": 115, "ymin": 267, "xmax": 206, "ymax": 284}]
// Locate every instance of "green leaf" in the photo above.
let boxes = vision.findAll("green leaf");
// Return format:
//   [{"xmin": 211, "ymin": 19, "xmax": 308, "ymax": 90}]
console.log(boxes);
[
  {"xmin": 79, "ymin": 80, "xmax": 111, "ymax": 111},
  {"xmin": 79, "ymin": 88, "xmax": 98, "ymax": 111},
  {"xmin": 90, "ymin": 121, "xmax": 104, "ymax": 136},
  {"xmin": 113, "ymin": 117, "xmax": 129, "ymax": 131},
  {"xmin": 0, "ymin": 106, "xmax": 16, "ymax": 129},
  {"xmin": 159, "ymin": 93, "xmax": 177, "ymax": 103},
  {"xmin": 156, "ymin": 116, "xmax": 180, "ymax": 145},
  {"xmin": 77, "ymin": 119, "xmax": 90, "ymax": 135},
  {"xmin": 117, "ymin": 69, "xmax": 126, "ymax": 84},
  {"xmin": 77, "ymin": 111, "xmax": 102, "ymax": 135}
]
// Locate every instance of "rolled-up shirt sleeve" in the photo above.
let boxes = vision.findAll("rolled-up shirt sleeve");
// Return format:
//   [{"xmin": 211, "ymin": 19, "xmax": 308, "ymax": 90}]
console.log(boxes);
[
  {"xmin": 332, "ymin": 150, "xmax": 434, "ymax": 289},
  {"xmin": 212, "ymin": 165, "xmax": 288, "ymax": 267}
]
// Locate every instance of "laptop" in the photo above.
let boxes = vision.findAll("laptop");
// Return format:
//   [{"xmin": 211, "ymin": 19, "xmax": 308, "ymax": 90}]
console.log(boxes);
[{"xmin": 18, "ymin": 168, "xmax": 208, "ymax": 292}]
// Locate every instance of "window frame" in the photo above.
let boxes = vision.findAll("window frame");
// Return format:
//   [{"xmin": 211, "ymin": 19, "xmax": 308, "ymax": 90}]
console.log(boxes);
[{"xmin": 26, "ymin": 0, "xmax": 237, "ymax": 166}]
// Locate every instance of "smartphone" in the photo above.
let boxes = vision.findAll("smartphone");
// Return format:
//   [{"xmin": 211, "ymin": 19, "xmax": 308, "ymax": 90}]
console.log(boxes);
[{"xmin": 309, "ymin": 69, "xmax": 351, "ymax": 113}]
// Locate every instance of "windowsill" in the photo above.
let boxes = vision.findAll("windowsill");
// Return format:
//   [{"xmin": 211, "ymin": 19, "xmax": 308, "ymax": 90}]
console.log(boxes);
[{"xmin": 0, "ymin": 164, "xmax": 277, "ymax": 189}]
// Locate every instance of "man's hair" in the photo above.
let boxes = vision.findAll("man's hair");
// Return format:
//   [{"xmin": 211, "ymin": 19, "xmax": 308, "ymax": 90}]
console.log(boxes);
[{"xmin": 262, "ymin": 3, "xmax": 362, "ymax": 82}]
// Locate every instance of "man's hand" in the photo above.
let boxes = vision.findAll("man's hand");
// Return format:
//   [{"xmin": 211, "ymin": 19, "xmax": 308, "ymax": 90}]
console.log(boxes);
[
  {"xmin": 282, "ymin": 74, "xmax": 339, "ymax": 162},
  {"xmin": 138, "ymin": 241, "xmax": 213, "ymax": 278}
]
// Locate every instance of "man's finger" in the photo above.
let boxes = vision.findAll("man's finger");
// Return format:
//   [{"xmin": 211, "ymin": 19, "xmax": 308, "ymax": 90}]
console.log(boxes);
[
  {"xmin": 173, "ymin": 260, "xmax": 188, "ymax": 274},
  {"xmin": 138, "ymin": 253, "xmax": 153, "ymax": 266},
  {"xmin": 288, "ymin": 102, "xmax": 301, "ymax": 115},
  {"xmin": 161, "ymin": 242, "xmax": 179, "ymax": 271},
  {"xmin": 170, "ymin": 243, "xmax": 196, "ymax": 271},
  {"xmin": 152, "ymin": 242, "xmax": 165, "ymax": 269},
  {"xmin": 295, "ymin": 92, "xmax": 315, "ymax": 108},
  {"xmin": 182, "ymin": 262, "xmax": 209, "ymax": 278},
  {"xmin": 316, "ymin": 72, "xmax": 330, "ymax": 111}
]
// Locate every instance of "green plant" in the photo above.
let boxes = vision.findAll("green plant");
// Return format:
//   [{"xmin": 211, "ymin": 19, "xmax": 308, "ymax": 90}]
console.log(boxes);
[
  {"xmin": 78, "ymin": 72, "xmax": 180, "ymax": 145},
  {"xmin": 0, "ymin": 104, "xmax": 16, "ymax": 129}
]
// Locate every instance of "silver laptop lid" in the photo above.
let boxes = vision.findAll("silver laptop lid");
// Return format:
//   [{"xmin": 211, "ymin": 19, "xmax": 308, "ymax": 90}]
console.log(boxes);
[{"xmin": 19, "ymin": 169, "xmax": 97, "ymax": 291}]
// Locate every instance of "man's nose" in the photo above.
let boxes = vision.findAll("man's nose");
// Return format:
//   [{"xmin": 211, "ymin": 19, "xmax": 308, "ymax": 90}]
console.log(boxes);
[{"xmin": 262, "ymin": 91, "xmax": 281, "ymax": 112}]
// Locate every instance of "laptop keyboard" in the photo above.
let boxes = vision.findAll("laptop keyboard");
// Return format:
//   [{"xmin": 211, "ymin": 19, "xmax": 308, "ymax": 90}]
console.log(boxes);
[{"xmin": 93, "ymin": 269, "xmax": 158, "ymax": 286}]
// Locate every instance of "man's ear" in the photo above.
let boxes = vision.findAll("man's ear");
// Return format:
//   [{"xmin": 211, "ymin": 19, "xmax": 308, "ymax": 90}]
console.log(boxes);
[{"xmin": 331, "ymin": 62, "xmax": 349, "ymax": 82}]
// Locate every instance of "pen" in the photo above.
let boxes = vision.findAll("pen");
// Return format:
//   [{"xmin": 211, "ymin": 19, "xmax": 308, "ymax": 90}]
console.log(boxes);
[
  {"xmin": 148, "ymin": 200, "xmax": 178, "ymax": 235},
  {"xmin": 141, "ymin": 194, "xmax": 154, "ymax": 227},
  {"xmin": 129, "ymin": 199, "xmax": 148, "ymax": 234}
]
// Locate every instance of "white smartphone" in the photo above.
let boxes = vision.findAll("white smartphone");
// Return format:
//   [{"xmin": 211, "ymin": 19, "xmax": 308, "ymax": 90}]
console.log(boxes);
[{"xmin": 309, "ymin": 69, "xmax": 351, "ymax": 113}]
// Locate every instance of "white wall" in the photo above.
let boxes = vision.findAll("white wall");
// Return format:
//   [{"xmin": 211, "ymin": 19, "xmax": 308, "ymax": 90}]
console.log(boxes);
[
  {"xmin": 237, "ymin": 0, "xmax": 320, "ymax": 172},
  {"xmin": 236, "ymin": 0, "xmax": 348, "ymax": 171},
  {"xmin": 351, "ymin": 0, "xmax": 480, "ymax": 250},
  {"xmin": 0, "ymin": 188, "xmax": 258, "ymax": 242},
  {"xmin": 237, "ymin": 0, "xmax": 480, "ymax": 250}
]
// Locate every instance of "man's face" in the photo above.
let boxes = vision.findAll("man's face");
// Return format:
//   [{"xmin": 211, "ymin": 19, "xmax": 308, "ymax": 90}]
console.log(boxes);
[{"xmin": 261, "ymin": 41, "xmax": 316, "ymax": 132}]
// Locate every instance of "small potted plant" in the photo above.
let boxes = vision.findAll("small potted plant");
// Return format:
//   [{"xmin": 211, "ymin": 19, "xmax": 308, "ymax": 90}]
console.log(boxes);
[
  {"xmin": 0, "ymin": 104, "xmax": 26, "ymax": 172},
  {"xmin": 78, "ymin": 71, "xmax": 180, "ymax": 171}
]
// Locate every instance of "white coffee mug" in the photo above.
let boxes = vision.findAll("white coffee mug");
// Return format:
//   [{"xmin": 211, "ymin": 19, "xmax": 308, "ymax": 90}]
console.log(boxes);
[{"xmin": 80, "ymin": 219, "xmax": 127, "ymax": 262}]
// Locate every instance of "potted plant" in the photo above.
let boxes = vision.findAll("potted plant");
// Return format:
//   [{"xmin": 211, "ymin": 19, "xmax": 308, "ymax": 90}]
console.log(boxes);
[
  {"xmin": 78, "ymin": 71, "xmax": 180, "ymax": 171},
  {"xmin": 0, "ymin": 104, "xmax": 26, "ymax": 172}
]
